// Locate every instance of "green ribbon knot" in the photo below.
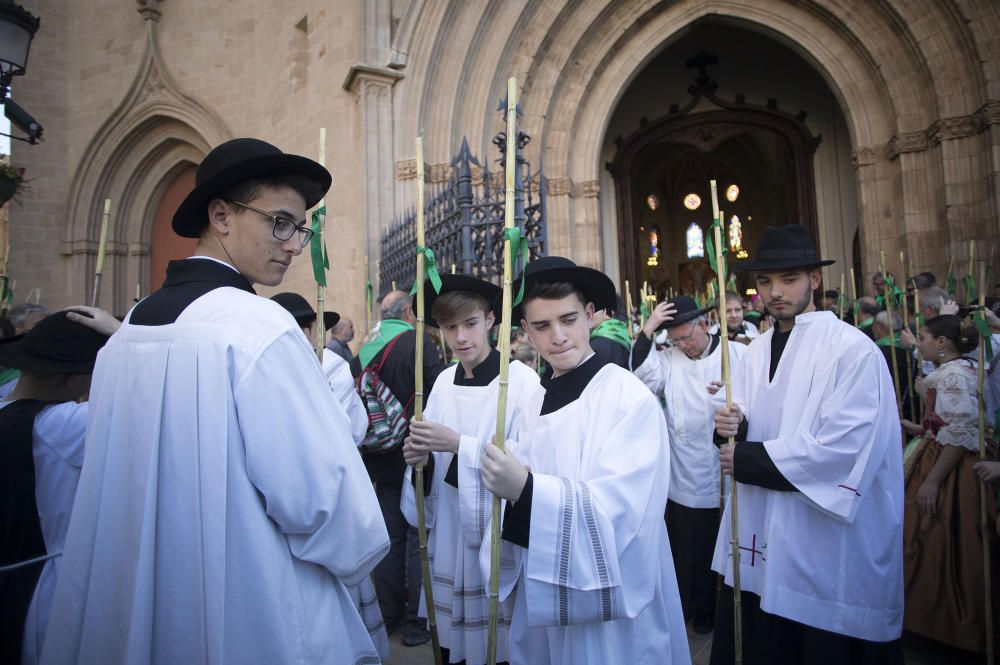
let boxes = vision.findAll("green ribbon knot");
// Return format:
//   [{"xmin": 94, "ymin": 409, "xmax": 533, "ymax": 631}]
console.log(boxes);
[
  {"xmin": 963, "ymin": 274, "xmax": 977, "ymax": 303},
  {"xmin": 705, "ymin": 216, "xmax": 728, "ymax": 279},
  {"xmin": 974, "ymin": 306, "xmax": 993, "ymax": 360},
  {"xmin": 503, "ymin": 227, "xmax": 529, "ymax": 307},
  {"xmin": 309, "ymin": 206, "xmax": 329, "ymax": 287},
  {"xmin": 410, "ymin": 245, "xmax": 443, "ymax": 295}
]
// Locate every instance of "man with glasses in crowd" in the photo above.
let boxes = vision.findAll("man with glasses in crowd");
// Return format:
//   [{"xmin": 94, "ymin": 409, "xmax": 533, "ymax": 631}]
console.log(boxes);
[
  {"xmin": 42, "ymin": 139, "xmax": 389, "ymax": 665},
  {"xmin": 630, "ymin": 295, "xmax": 747, "ymax": 635}
]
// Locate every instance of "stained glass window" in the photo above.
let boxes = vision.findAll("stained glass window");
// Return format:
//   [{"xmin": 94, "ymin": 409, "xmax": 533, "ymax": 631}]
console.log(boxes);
[
  {"xmin": 646, "ymin": 194, "xmax": 659, "ymax": 211},
  {"xmin": 729, "ymin": 215, "xmax": 742, "ymax": 252},
  {"xmin": 726, "ymin": 184, "xmax": 740, "ymax": 202},
  {"xmin": 686, "ymin": 222, "xmax": 704, "ymax": 258},
  {"xmin": 684, "ymin": 193, "xmax": 701, "ymax": 210},
  {"xmin": 647, "ymin": 226, "xmax": 660, "ymax": 266}
]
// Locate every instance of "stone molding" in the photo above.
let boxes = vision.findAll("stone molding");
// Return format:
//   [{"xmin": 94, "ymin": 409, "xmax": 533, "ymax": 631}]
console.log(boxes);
[
  {"xmin": 342, "ymin": 63, "xmax": 404, "ymax": 93},
  {"xmin": 546, "ymin": 177, "xmax": 572, "ymax": 196},
  {"xmin": 573, "ymin": 180, "xmax": 600, "ymax": 199},
  {"xmin": 395, "ymin": 159, "xmax": 417, "ymax": 180},
  {"xmin": 878, "ymin": 100, "xmax": 999, "ymax": 161},
  {"xmin": 136, "ymin": 0, "xmax": 161, "ymax": 22}
]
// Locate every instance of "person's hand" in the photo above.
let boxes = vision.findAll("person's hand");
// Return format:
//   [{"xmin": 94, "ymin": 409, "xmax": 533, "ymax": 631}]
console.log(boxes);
[
  {"xmin": 939, "ymin": 299, "xmax": 959, "ymax": 316},
  {"xmin": 64, "ymin": 306, "xmax": 121, "ymax": 336},
  {"xmin": 409, "ymin": 419, "xmax": 461, "ymax": 454},
  {"xmin": 982, "ymin": 307, "xmax": 1000, "ymax": 331},
  {"xmin": 914, "ymin": 376, "xmax": 927, "ymax": 399},
  {"xmin": 707, "ymin": 380, "xmax": 723, "ymax": 396},
  {"xmin": 916, "ymin": 480, "xmax": 940, "ymax": 516},
  {"xmin": 719, "ymin": 442, "xmax": 736, "ymax": 475},
  {"xmin": 900, "ymin": 328, "xmax": 916, "ymax": 349},
  {"xmin": 900, "ymin": 419, "xmax": 923, "ymax": 436},
  {"xmin": 714, "ymin": 405, "xmax": 744, "ymax": 439},
  {"xmin": 642, "ymin": 302, "xmax": 677, "ymax": 339},
  {"xmin": 973, "ymin": 461, "xmax": 1000, "ymax": 483},
  {"xmin": 402, "ymin": 436, "xmax": 429, "ymax": 467},
  {"xmin": 481, "ymin": 441, "xmax": 530, "ymax": 502}
]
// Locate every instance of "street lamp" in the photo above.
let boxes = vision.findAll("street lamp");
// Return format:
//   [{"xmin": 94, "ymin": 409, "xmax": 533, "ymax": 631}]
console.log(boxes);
[{"xmin": 0, "ymin": 1, "xmax": 40, "ymax": 103}]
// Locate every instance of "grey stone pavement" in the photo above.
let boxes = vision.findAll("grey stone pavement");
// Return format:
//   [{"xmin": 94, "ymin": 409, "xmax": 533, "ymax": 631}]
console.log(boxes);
[{"xmin": 382, "ymin": 623, "xmax": 986, "ymax": 664}]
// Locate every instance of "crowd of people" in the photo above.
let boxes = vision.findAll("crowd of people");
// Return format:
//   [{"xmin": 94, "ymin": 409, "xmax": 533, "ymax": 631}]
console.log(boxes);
[{"xmin": 1, "ymin": 137, "xmax": 998, "ymax": 665}]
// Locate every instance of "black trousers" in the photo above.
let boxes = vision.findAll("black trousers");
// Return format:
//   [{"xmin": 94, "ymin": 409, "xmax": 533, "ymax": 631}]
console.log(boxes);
[
  {"xmin": 710, "ymin": 587, "xmax": 904, "ymax": 665},
  {"xmin": 665, "ymin": 499, "xmax": 719, "ymax": 621},
  {"xmin": 372, "ymin": 482, "xmax": 422, "ymax": 626},
  {"xmin": 439, "ymin": 646, "xmax": 509, "ymax": 665}
]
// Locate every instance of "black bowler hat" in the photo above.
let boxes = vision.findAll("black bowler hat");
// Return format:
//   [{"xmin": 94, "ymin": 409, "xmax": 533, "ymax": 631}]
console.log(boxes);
[
  {"xmin": 514, "ymin": 256, "xmax": 617, "ymax": 320},
  {"xmin": 656, "ymin": 295, "xmax": 713, "ymax": 331},
  {"xmin": 173, "ymin": 138, "xmax": 332, "ymax": 238},
  {"xmin": 412, "ymin": 274, "xmax": 503, "ymax": 328},
  {"xmin": 270, "ymin": 292, "xmax": 340, "ymax": 330},
  {"xmin": 734, "ymin": 225, "xmax": 834, "ymax": 272},
  {"xmin": 0, "ymin": 311, "xmax": 110, "ymax": 375}
]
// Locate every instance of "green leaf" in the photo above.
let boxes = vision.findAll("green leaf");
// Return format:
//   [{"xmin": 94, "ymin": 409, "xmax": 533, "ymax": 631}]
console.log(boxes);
[{"xmin": 310, "ymin": 206, "xmax": 328, "ymax": 287}]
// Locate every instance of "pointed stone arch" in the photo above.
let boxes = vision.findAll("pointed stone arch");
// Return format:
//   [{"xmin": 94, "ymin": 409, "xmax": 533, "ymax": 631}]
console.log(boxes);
[{"xmin": 62, "ymin": 4, "xmax": 230, "ymax": 312}]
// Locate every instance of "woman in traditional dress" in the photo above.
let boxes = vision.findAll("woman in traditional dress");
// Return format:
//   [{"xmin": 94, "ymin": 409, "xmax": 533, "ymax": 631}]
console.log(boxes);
[{"xmin": 902, "ymin": 314, "xmax": 998, "ymax": 654}]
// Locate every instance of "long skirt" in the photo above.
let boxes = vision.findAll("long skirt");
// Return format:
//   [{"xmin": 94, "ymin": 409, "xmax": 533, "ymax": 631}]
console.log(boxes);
[{"xmin": 903, "ymin": 438, "xmax": 999, "ymax": 653}]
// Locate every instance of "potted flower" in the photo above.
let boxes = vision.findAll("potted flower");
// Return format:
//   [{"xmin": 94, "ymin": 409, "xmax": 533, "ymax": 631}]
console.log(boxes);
[{"xmin": 0, "ymin": 156, "xmax": 27, "ymax": 206}]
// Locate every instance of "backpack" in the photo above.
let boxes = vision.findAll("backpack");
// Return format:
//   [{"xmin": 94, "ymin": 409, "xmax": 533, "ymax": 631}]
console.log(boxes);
[{"xmin": 356, "ymin": 334, "xmax": 414, "ymax": 455}]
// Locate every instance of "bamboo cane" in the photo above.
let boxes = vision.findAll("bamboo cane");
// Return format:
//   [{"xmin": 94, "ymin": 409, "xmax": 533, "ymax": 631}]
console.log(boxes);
[
  {"xmin": 913, "ymin": 286, "xmax": 923, "ymax": 418},
  {"xmin": 977, "ymin": 261, "xmax": 995, "ymax": 665},
  {"xmin": 413, "ymin": 136, "xmax": 443, "ymax": 665},
  {"xmin": 880, "ymin": 251, "xmax": 903, "ymax": 422},
  {"xmin": 0, "ymin": 203, "xmax": 9, "ymax": 318},
  {"xmin": 364, "ymin": 255, "xmax": 372, "ymax": 335},
  {"xmin": 711, "ymin": 180, "xmax": 742, "ymax": 665},
  {"xmin": 850, "ymin": 267, "xmax": 859, "ymax": 327},
  {"xmin": 487, "ymin": 77, "xmax": 519, "ymax": 665},
  {"xmin": 838, "ymin": 273, "xmax": 846, "ymax": 320},
  {"xmin": 640, "ymin": 280, "xmax": 649, "ymax": 329},
  {"xmin": 624, "ymin": 280, "xmax": 634, "ymax": 342},
  {"xmin": 968, "ymin": 240, "xmax": 975, "ymax": 304},
  {"xmin": 900, "ymin": 250, "xmax": 916, "ymax": 423},
  {"xmin": 315, "ymin": 128, "xmax": 328, "ymax": 359},
  {"xmin": 91, "ymin": 198, "xmax": 111, "ymax": 308}
]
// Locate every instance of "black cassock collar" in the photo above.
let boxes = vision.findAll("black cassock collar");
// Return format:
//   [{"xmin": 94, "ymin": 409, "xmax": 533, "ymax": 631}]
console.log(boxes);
[
  {"xmin": 540, "ymin": 352, "xmax": 609, "ymax": 415},
  {"xmin": 454, "ymin": 348, "xmax": 501, "ymax": 387},
  {"xmin": 131, "ymin": 258, "xmax": 255, "ymax": 326}
]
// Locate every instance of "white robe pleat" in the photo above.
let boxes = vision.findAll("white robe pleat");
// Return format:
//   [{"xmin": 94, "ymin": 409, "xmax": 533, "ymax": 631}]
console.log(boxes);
[{"xmin": 40, "ymin": 288, "xmax": 389, "ymax": 665}]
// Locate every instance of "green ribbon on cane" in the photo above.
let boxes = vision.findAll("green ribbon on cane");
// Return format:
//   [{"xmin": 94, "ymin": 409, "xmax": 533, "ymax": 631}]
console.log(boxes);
[
  {"xmin": 962, "ymin": 274, "xmax": 977, "ymax": 304},
  {"xmin": 706, "ymin": 216, "xmax": 727, "ymax": 277},
  {"xmin": 503, "ymin": 227, "xmax": 529, "ymax": 307},
  {"xmin": 973, "ymin": 306, "xmax": 993, "ymax": 361},
  {"xmin": 310, "ymin": 206, "xmax": 329, "ymax": 287},
  {"xmin": 410, "ymin": 246, "xmax": 443, "ymax": 295}
]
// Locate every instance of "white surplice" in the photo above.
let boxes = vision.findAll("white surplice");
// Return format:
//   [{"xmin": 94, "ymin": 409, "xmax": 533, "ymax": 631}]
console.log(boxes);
[
  {"xmin": 0, "ymin": 400, "xmax": 87, "ymax": 665},
  {"xmin": 481, "ymin": 363, "xmax": 690, "ymax": 665},
  {"xmin": 632, "ymin": 338, "xmax": 746, "ymax": 509},
  {"xmin": 322, "ymin": 348, "xmax": 368, "ymax": 444},
  {"xmin": 401, "ymin": 359, "xmax": 539, "ymax": 665},
  {"xmin": 711, "ymin": 311, "xmax": 904, "ymax": 641},
  {"xmin": 41, "ymin": 287, "xmax": 389, "ymax": 665}
]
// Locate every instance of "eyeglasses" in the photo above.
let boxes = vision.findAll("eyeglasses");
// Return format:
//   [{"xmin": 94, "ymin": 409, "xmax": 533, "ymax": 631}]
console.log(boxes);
[
  {"xmin": 668, "ymin": 325, "xmax": 699, "ymax": 345},
  {"xmin": 227, "ymin": 199, "xmax": 314, "ymax": 248}
]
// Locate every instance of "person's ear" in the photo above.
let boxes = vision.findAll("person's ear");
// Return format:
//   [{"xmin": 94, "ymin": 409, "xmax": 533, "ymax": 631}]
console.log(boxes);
[
  {"xmin": 584, "ymin": 301, "xmax": 596, "ymax": 321},
  {"xmin": 485, "ymin": 311, "xmax": 496, "ymax": 328},
  {"xmin": 207, "ymin": 199, "xmax": 232, "ymax": 236},
  {"xmin": 809, "ymin": 270, "xmax": 822, "ymax": 290}
]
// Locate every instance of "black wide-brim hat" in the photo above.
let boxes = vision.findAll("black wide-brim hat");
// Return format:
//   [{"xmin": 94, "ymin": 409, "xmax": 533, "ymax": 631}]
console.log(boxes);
[
  {"xmin": 734, "ymin": 224, "xmax": 835, "ymax": 272},
  {"xmin": 413, "ymin": 274, "xmax": 503, "ymax": 328},
  {"xmin": 270, "ymin": 292, "xmax": 340, "ymax": 330},
  {"xmin": 513, "ymin": 256, "xmax": 617, "ymax": 321},
  {"xmin": 173, "ymin": 138, "xmax": 332, "ymax": 238},
  {"xmin": 0, "ymin": 311, "xmax": 110, "ymax": 375},
  {"xmin": 657, "ymin": 295, "xmax": 713, "ymax": 332}
]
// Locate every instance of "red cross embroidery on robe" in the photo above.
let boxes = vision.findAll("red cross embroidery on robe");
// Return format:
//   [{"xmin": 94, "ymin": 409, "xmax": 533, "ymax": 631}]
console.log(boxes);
[{"xmin": 738, "ymin": 534, "xmax": 766, "ymax": 567}]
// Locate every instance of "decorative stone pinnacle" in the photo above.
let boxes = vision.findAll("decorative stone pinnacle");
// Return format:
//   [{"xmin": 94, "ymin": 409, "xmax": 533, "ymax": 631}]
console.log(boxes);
[{"xmin": 136, "ymin": 0, "xmax": 162, "ymax": 22}]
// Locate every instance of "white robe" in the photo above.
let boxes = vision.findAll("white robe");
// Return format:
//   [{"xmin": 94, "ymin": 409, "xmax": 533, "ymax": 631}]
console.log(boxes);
[
  {"xmin": 712, "ymin": 311, "xmax": 904, "ymax": 642},
  {"xmin": 322, "ymin": 348, "xmax": 368, "ymax": 444},
  {"xmin": 401, "ymin": 360, "xmax": 540, "ymax": 665},
  {"xmin": 41, "ymin": 287, "xmax": 390, "ymax": 665},
  {"xmin": 0, "ymin": 400, "xmax": 87, "ymax": 665},
  {"xmin": 632, "ymin": 339, "xmax": 746, "ymax": 509},
  {"xmin": 481, "ymin": 363, "xmax": 690, "ymax": 665}
]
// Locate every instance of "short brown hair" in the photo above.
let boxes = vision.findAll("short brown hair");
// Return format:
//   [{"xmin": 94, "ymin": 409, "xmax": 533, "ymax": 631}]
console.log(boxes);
[
  {"xmin": 521, "ymin": 281, "xmax": 587, "ymax": 309},
  {"xmin": 431, "ymin": 290, "xmax": 491, "ymax": 326}
]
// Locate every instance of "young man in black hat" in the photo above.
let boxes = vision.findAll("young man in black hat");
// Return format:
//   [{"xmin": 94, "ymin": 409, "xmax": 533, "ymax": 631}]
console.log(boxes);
[
  {"xmin": 711, "ymin": 225, "xmax": 904, "ymax": 665},
  {"xmin": 400, "ymin": 274, "xmax": 540, "ymax": 665},
  {"xmin": 270, "ymin": 292, "xmax": 368, "ymax": 445},
  {"xmin": 477, "ymin": 256, "xmax": 690, "ymax": 665},
  {"xmin": 631, "ymin": 294, "xmax": 746, "ymax": 635},
  {"xmin": 0, "ymin": 307, "xmax": 118, "ymax": 665},
  {"xmin": 42, "ymin": 139, "xmax": 389, "ymax": 665}
]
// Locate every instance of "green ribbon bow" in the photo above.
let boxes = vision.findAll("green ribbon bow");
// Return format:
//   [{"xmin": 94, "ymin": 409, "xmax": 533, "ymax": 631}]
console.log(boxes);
[
  {"xmin": 963, "ymin": 274, "xmax": 977, "ymax": 303},
  {"xmin": 973, "ymin": 306, "xmax": 993, "ymax": 360},
  {"xmin": 365, "ymin": 280, "xmax": 374, "ymax": 313},
  {"xmin": 503, "ymin": 227, "xmax": 530, "ymax": 307},
  {"xmin": 640, "ymin": 295, "xmax": 652, "ymax": 321},
  {"xmin": 946, "ymin": 271, "xmax": 957, "ymax": 296},
  {"xmin": 310, "ymin": 206, "xmax": 329, "ymax": 287},
  {"xmin": 706, "ymin": 217, "xmax": 728, "ymax": 278},
  {"xmin": 876, "ymin": 274, "xmax": 904, "ymax": 309},
  {"xmin": 409, "ymin": 245, "xmax": 443, "ymax": 295}
]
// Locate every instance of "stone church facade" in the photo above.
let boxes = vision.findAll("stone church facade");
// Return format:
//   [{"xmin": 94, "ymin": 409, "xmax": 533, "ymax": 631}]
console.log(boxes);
[{"xmin": 7, "ymin": 0, "xmax": 999, "ymax": 325}]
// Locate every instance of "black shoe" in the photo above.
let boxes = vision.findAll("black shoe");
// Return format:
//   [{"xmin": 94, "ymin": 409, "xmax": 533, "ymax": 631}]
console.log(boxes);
[
  {"xmin": 402, "ymin": 620, "xmax": 431, "ymax": 646},
  {"xmin": 383, "ymin": 616, "xmax": 404, "ymax": 636},
  {"xmin": 693, "ymin": 613, "xmax": 714, "ymax": 634}
]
